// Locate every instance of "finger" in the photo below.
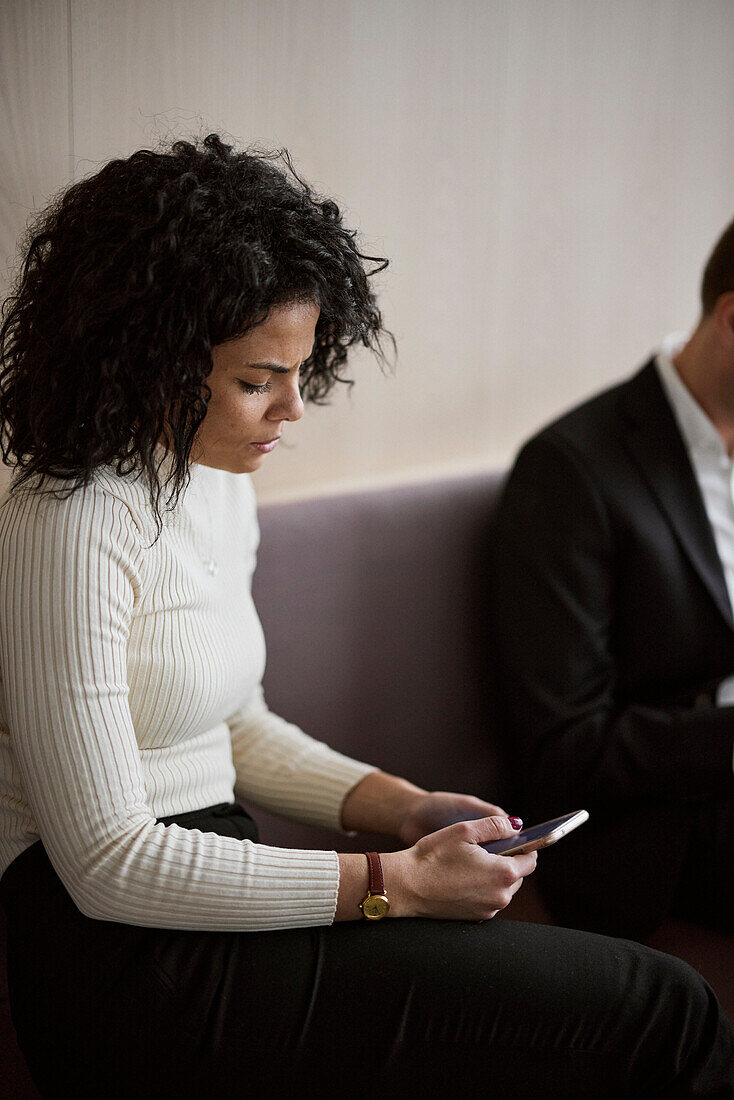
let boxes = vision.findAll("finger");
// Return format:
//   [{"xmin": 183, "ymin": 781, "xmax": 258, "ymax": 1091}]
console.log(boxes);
[
  {"xmin": 440, "ymin": 794, "xmax": 506, "ymax": 820},
  {"xmin": 508, "ymin": 876, "xmax": 525, "ymax": 899},
  {"xmin": 466, "ymin": 796, "xmax": 508, "ymax": 818},
  {"xmin": 459, "ymin": 815, "xmax": 520, "ymax": 845},
  {"xmin": 481, "ymin": 802, "xmax": 507, "ymax": 817},
  {"xmin": 507, "ymin": 852, "xmax": 538, "ymax": 878}
]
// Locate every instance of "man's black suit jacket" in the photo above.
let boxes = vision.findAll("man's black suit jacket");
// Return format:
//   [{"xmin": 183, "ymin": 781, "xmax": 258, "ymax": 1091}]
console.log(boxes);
[{"xmin": 489, "ymin": 358, "xmax": 734, "ymax": 935}]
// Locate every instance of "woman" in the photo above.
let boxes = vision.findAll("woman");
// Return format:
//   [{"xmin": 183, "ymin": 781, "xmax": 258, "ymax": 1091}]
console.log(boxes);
[{"xmin": 0, "ymin": 134, "xmax": 731, "ymax": 1098}]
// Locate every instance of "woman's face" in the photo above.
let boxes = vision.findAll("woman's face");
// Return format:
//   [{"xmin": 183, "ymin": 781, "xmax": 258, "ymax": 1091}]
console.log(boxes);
[{"xmin": 194, "ymin": 300, "xmax": 319, "ymax": 473}]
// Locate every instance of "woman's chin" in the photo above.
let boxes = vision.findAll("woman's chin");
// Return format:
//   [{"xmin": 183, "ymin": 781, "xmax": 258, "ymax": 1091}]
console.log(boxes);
[
  {"xmin": 244, "ymin": 450, "xmax": 270, "ymax": 472},
  {"xmin": 195, "ymin": 452, "xmax": 267, "ymax": 474}
]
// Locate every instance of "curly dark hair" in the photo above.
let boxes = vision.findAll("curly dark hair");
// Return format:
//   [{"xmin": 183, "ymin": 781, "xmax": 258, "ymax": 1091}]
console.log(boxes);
[{"xmin": 0, "ymin": 133, "xmax": 390, "ymax": 525}]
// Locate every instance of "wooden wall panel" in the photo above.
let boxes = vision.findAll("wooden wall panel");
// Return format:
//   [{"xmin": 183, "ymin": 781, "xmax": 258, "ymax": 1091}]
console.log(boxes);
[
  {"xmin": 0, "ymin": 0, "xmax": 69, "ymax": 287},
  {"xmin": 2, "ymin": 1, "xmax": 734, "ymax": 501},
  {"xmin": 0, "ymin": 0, "xmax": 70, "ymax": 494}
]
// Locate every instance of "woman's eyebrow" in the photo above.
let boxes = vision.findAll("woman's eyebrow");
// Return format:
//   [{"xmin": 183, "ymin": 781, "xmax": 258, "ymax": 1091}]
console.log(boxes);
[{"xmin": 242, "ymin": 361, "xmax": 292, "ymax": 374}]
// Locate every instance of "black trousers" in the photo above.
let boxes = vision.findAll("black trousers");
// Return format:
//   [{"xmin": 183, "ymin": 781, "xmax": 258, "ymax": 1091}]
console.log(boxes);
[
  {"xmin": 534, "ymin": 796, "xmax": 734, "ymax": 941},
  {"xmin": 2, "ymin": 804, "xmax": 733, "ymax": 1099}
]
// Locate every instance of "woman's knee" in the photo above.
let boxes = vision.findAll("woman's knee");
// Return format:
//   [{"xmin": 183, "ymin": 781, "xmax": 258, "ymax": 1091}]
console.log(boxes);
[{"xmin": 626, "ymin": 945, "xmax": 734, "ymax": 1094}]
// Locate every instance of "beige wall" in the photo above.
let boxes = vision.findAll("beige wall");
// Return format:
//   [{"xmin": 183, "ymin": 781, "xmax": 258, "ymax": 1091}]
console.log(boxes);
[{"xmin": 2, "ymin": 0, "xmax": 734, "ymax": 502}]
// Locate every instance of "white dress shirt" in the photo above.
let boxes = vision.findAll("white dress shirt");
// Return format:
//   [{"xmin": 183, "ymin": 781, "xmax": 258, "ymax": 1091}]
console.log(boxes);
[{"xmin": 656, "ymin": 332, "xmax": 734, "ymax": 710}]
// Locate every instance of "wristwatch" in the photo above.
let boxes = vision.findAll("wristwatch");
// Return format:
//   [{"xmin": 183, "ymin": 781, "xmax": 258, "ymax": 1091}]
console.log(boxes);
[{"xmin": 360, "ymin": 851, "xmax": 390, "ymax": 920}]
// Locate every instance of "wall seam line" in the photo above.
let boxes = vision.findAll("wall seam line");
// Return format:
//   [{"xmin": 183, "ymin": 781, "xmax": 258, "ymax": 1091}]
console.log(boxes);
[{"xmin": 67, "ymin": 0, "xmax": 75, "ymax": 181}]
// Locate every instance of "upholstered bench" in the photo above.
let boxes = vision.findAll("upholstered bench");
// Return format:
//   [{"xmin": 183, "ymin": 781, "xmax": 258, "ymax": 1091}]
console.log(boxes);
[
  {"xmin": 2, "ymin": 469, "xmax": 731, "ymax": 1094},
  {"xmin": 251, "ymin": 471, "xmax": 504, "ymax": 852}
]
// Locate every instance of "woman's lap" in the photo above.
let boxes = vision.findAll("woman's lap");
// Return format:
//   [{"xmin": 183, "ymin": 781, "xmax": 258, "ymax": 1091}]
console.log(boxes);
[{"xmin": 2, "ymin": 813, "xmax": 733, "ymax": 1098}]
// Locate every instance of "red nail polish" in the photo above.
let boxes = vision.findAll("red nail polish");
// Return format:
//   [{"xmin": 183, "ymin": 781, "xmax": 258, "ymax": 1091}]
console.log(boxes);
[{"xmin": 508, "ymin": 816, "xmax": 523, "ymax": 830}]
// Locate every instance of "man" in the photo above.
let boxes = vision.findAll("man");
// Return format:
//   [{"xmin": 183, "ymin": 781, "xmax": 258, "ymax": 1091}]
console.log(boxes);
[{"xmin": 490, "ymin": 218, "xmax": 734, "ymax": 942}]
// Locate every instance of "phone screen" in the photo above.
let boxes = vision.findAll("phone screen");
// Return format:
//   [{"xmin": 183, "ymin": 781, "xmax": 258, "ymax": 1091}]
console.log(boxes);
[{"xmin": 482, "ymin": 810, "xmax": 588, "ymax": 855}]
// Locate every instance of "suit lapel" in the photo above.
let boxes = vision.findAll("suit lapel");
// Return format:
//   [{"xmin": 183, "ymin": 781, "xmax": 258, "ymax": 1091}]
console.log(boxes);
[{"xmin": 620, "ymin": 360, "xmax": 734, "ymax": 632}]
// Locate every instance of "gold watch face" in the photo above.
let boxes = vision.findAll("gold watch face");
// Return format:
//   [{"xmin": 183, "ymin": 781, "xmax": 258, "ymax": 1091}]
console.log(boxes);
[{"xmin": 362, "ymin": 893, "xmax": 390, "ymax": 920}]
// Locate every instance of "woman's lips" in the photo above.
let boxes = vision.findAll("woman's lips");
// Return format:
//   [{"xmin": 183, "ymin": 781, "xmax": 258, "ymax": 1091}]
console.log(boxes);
[{"xmin": 249, "ymin": 438, "xmax": 281, "ymax": 454}]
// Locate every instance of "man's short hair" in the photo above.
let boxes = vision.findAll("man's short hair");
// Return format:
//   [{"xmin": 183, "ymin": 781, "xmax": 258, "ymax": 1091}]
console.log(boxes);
[{"xmin": 702, "ymin": 215, "xmax": 734, "ymax": 315}]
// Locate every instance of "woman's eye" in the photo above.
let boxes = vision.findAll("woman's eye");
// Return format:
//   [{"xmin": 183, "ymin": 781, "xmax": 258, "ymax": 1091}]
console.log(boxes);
[{"xmin": 239, "ymin": 380, "xmax": 272, "ymax": 395}]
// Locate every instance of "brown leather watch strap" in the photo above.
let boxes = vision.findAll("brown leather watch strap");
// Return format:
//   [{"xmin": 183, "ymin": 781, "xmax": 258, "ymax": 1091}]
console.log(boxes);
[{"xmin": 365, "ymin": 851, "xmax": 385, "ymax": 896}]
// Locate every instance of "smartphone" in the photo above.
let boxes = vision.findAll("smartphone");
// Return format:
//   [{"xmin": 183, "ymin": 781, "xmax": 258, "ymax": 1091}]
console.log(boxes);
[{"xmin": 482, "ymin": 810, "xmax": 589, "ymax": 856}]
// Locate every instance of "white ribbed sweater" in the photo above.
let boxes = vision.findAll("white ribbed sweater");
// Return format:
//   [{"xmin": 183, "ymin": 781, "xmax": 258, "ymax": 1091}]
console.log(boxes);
[{"xmin": 0, "ymin": 458, "xmax": 374, "ymax": 930}]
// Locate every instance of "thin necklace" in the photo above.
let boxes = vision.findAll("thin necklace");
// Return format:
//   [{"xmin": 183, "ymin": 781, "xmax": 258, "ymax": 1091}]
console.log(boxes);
[
  {"xmin": 201, "ymin": 494, "xmax": 219, "ymax": 577},
  {"xmin": 189, "ymin": 477, "xmax": 219, "ymax": 577}
]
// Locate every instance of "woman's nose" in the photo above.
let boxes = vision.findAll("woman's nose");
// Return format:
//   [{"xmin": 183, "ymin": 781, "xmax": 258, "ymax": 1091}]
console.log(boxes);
[{"xmin": 267, "ymin": 377, "xmax": 304, "ymax": 423}]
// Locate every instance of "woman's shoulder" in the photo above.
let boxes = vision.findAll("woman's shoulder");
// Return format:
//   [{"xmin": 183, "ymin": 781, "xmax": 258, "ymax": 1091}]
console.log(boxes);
[
  {"xmin": 0, "ymin": 461, "xmax": 258, "ymax": 555},
  {"xmin": 0, "ymin": 465, "xmax": 155, "ymax": 550}
]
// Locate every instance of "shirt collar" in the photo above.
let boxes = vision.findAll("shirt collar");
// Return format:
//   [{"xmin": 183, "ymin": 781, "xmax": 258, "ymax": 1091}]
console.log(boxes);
[{"xmin": 655, "ymin": 332, "xmax": 728, "ymax": 460}]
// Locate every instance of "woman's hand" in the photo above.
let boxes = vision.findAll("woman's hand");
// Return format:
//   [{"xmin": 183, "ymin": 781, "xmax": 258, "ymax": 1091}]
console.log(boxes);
[
  {"xmin": 340, "ymin": 770, "xmax": 513, "ymax": 843},
  {"xmin": 395, "ymin": 790, "xmax": 511, "ymax": 846},
  {"xmin": 382, "ymin": 815, "xmax": 538, "ymax": 921}
]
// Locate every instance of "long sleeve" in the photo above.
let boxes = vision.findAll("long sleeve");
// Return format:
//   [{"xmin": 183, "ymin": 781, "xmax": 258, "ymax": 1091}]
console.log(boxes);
[
  {"xmin": 228, "ymin": 686, "xmax": 375, "ymax": 830},
  {"xmin": 0, "ymin": 481, "xmax": 341, "ymax": 931},
  {"xmin": 488, "ymin": 432, "xmax": 734, "ymax": 812}
]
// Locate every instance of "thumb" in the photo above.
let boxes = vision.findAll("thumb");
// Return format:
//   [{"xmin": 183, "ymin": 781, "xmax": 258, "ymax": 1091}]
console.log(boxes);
[{"xmin": 460, "ymin": 815, "xmax": 523, "ymax": 846}]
